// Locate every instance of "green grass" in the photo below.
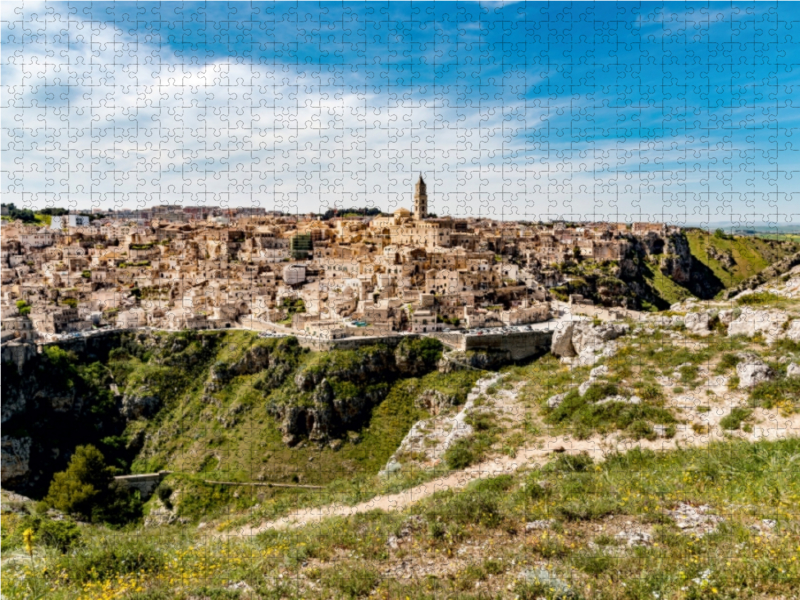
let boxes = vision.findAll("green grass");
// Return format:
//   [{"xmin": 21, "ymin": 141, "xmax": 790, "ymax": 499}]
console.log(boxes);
[
  {"xmin": 736, "ymin": 291, "xmax": 785, "ymax": 305},
  {"xmin": 642, "ymin": 261, "xmax": 694, "ymax": 306},
  {"xmin": 719, "ymin": 407, "xmax": 753, "ymax": 430},
  {"xmin": 7, "ymin": 438, "xmax": 798, "ymax": 599},
  {"xmin": 685, "ymin": 229, "xmax": 797, "ymax": 290},
  {"xmin": 543, "ymin": 383, "xmax": 676, "ymax": 440}
]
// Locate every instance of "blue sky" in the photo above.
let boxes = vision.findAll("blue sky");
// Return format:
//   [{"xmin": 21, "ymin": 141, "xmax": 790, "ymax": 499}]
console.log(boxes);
[{"xmin": 2, "ymin": 1, "xmax": 799, "ymax": 226}]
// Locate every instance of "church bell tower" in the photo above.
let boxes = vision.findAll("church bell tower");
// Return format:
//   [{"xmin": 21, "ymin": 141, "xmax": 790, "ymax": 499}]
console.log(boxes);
[{"xmin": 414, "ymin": 174, "xmax": 427, "ymax": 220}]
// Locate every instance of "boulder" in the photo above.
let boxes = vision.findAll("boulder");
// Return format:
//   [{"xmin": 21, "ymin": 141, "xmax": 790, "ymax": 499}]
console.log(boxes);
[
  {"xmin": 571, "ymin": 322, "xmax": 629, "ymax": 355},
  {"xmin": 736, "ymin": 356, "xmax": 774, "ymax": 389},
  {"xmin": 578, "ymin": 380, "xmax": 593, "ymax": 397},
  {"xmin": 786, "ymin": 319, "xmax": 800, "ymax": 343},
  {"xmin": 546, "ymin": 392, "xmax": 568, "ymax": 409},
  {"xmin": 718, "ymin": 309, "xmax": 736, "ymax": 325},
  {"xmin": 787, "ymin": 363, "xmax": 800, "ymax": 378},
  {"xmin": 589, "ymin": 365, "xmax": 609, "ymax": 378},
  {"xmin": 550, "ymin": 322, "xmax": 576, "ymax": 357},
  {"xmin": 728, "ymin": 309, "xmax": 787, "ymax": 342},
  {"xmin": 684, "ymin": 311, "xmax": 711, "ymax": 336}
]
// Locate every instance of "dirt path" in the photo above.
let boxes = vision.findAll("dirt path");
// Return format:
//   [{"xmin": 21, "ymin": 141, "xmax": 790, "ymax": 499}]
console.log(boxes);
[
  {"xmin": 235, "ymin": 435, "xmax": 573, "ymax": 536},
  {"xmin": 233, "ymin": 405, "xmax": 800, "ymax": 537}
]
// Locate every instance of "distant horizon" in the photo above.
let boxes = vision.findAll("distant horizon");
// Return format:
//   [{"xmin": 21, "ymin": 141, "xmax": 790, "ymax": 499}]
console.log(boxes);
[{"xmin": 5, "ymin": 201, "xmax": 799, "ymax": 232}]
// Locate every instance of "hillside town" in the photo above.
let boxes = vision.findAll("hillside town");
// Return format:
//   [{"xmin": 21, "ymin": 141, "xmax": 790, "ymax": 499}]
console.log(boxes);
[{"xmin": 1, "ymin": 177, "xmax": 674, "ymax": 343}]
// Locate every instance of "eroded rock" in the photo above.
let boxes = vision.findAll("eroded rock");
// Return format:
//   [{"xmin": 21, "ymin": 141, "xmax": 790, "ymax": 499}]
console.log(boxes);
[
  {"xmin": 736, "ymin": 355, "xmax": 774, "ymax": 389},
  {"xmin": 1, "ymin": 436, "xmax": 32, "ymax": 486}
]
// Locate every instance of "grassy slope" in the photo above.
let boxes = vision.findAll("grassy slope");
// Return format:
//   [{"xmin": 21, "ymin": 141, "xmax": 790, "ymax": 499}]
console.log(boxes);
[
  {"xmin": 641, "ymin": 261, "xmax": 693, "ymax": 307},
  {"xmin": 5, "ymin": 285, "xmax": 800, "ymax": 599},
  {"xmin": 4, "ymin": 438, "xmax": 797, "ymax": 599},
  {"xmin": 115, "ymin": 331, "xmax": 482, "ymax": 519},
  {"xmin": 685, "ymin": 229, "xmax": 799, "ymax": 290}
]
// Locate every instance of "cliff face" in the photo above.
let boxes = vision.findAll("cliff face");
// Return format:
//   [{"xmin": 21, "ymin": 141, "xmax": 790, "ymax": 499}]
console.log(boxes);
[
  {"xmin": 266, "ymin": 339, "xmax": 443, "ymax": 446},
  {"xmin": 0, "ymin": 331, "xmax": 446, "ymax": 497},
  {"xmin": 0, "ymin": 331, "xmax": 225, "ymax": 496},
  {"xmin": 552, "ymin": 230, "xmax": 799, "ymax": 309}
]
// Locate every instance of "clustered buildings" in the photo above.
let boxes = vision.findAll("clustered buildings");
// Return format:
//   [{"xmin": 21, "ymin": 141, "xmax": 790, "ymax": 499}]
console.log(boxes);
[{"xmin": 1, "ymin": 177, "xmax": 670, "ymax": 342}]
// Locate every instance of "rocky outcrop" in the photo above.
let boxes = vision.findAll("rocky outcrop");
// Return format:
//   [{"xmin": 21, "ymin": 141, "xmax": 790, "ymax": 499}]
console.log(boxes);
[
  {"xmin": 684, "ymin": 311, "xmax": 712, "ymax": 336},
  {"xmin": 707, "ymin": 245, "xmax": 736, "ymax": 269},
  {"xmin": 550, "ymin": 322, "xmax": 577, "ymax": 357},
  {"xmin": 723, "ymin": 251, "xmax": 800, "ymax": 299},
  {"xmin": 207, "ymin": 343, "xmax": 292, "ymax": 393},
  {"xmin": 270, "ymin": 378, "xmax": 390, "ymax": 446},
  {"xmin": 786, "ymin": 320, "xmax": 800, "ymax": 343},
  {"xmin": 121, "ymin": 387, "xmax": 161, "ymax": 420},
  {"xmin": 728, "ymin": 309, "xmax": 787, "ymax": 342},
  {"xmin": 415, "ymin": 389, "xmax": 457, "ymax": 415},
  {"xmin": 787, "ymin": 363, "xmax": 800, "ymax": 378},
  {"xmin": 659, "ymin": 232, "xmax": 693, "ymax": 285},
  {"xmin": 736, "ymin": 354, "xmax": 774, "ymax": 389},
  {"xmin": 550, "ymin": 320, "xmax": 629, "ymax": 367},
  {"xmin": 438, "ymin": 349, "xmax": 513, "ymax": 373},
  {"xmin": 1, "ymin": 436, "xmax": 32, "ymax": 487}
]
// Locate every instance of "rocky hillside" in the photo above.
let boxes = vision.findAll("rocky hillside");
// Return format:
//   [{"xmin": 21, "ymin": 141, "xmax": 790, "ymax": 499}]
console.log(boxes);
[
  {"xmin": 549, "ymin": 229, "xmax": 800, "ymax": 310},
  {"xmin": 1, "ymin": 331, "xmax": 479, "ymax": 504}
]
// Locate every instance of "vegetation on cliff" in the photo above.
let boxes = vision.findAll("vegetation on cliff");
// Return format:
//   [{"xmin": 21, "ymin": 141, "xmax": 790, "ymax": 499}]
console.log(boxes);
[
  {"xmin": 2, "ymin": 330, "xmax": 482, "ymax": 522},
  {"xmin": 550, "ymin": 230, "xmax": 800, "ymax": 310}
]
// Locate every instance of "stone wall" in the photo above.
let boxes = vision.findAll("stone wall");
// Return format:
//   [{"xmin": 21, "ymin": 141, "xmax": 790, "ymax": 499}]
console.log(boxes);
[
  {"xmin": 430, "ymin": 330, "xmax": 553, "ymax": 361},
  {"xmin": 295, "ymin": 333, "xmax": 416, "ymax": 352},
  {"xmin": 1, "ymin": 341, "xmax": 38, "ymax": 373},
  {"xmin": 113, "ymin": 471, "xmax": 170, "ymax": 501},
  {"xmin": 463, "ymin": 330, "xmax": 553, "ymax": 361}
]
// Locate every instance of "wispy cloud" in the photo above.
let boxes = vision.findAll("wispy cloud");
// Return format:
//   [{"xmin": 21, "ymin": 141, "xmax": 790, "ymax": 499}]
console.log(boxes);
[{"xmin": 2, "ymin": 1, "xmax": 798, "ymax": 222}]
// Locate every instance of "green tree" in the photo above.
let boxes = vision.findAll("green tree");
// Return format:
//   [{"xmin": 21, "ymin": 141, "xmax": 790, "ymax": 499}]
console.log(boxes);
[
  {"xmin": 45, "ymin": 445, "xmax": 113, "ymax": 519},
  {"xmin": 15, "ymin": 299, "xmax": 31, "ymax": 316},
  {"xmin": 44, "ymin": 445, "xmax": 143, "ymax": 525}
]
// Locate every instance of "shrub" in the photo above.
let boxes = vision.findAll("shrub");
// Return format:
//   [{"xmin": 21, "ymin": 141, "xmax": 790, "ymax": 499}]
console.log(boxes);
[
  {"xmin": 445, "ymin": 438, "xmax": 475, "ymax": 470},
  {"xmin": 749, "ymin": 376, "xmax": 800, "ymax": 409},
  {"xmin": 627, "ymin": 419, "xmax": 656, "ymax": 441},
  {"xmin": 715, "ymin": 352, "xmax": 742, "ymax": 374},
  {"xmin": 58, "ymin": 535, "xmax": 165, "ymax": 583},
  {"xmin": 18, "ymin": 516, "xmax": 82, "ymax": 553},
  {"xmin": 720, "ymin": 407, "xmax": 753, "ymax": 430},
  {"xmin": 550, "ymin": 452, "xmax": 594, "ymax": 473},
  {"xmin": 555, "ymin": 497, "xmax": 620, "ymax": 521},
  {"xmin": 736, "ymin": 292, "xmax": 783, "ymax": 306}
]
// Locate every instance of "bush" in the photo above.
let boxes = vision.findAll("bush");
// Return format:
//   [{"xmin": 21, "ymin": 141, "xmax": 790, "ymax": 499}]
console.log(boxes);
[
  {"xmin": 736, "ymin": 292, "xmax": 783, "ymax": 306},
  {"xmin": 627, "ymin": 419, "xmax": 656, "ymax": 441},
  {"xmin": 555, "ymin": 497, "xmax": 620, "ymax": 521},
  {"xmin": 720, "ymin": 407, "xmax": 753, "ymax": 430},
  {"xmin": 58, "ymin": 535, "xmax": 165, "ymax": 583},
  {"xmin": 749, "ymin": 376, "xmax": 800, "ymax": 409},
  {"xmin": 715, "ymin": 352, "xmax": 742, "ymax": 374},
  {"xmin": 18, "ymin": 516, "xmax": 82, "ymax": 554},
  {"xmin": 550, "ymin": 452, "xmax": 594, "ymax": 473},
  {"xmin": 444, "ymin": 438, "xmax": 475, "ymax": 470}
]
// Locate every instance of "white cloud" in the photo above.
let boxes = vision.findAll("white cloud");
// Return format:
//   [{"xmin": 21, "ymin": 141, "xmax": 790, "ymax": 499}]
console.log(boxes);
[{"xmin": 2, "ymin": 1, "xmax": 796, "ymax": 225}]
